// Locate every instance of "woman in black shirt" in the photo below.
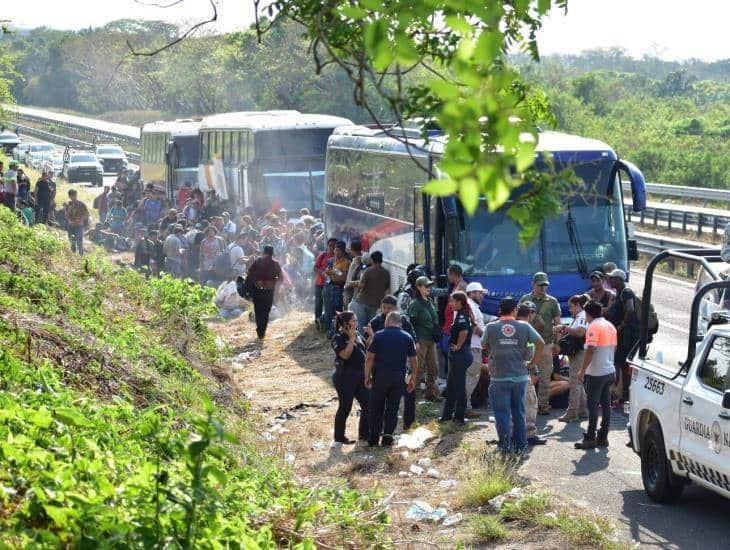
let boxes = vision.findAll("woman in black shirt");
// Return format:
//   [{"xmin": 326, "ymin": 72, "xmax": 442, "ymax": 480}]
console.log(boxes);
[
  {"xmin": 331, "ymin": 311, "xmax": 370, "ymax": 444},
  {"xmin": 439, "ymin": 291, "xmax": 474, "ymax": 425}
]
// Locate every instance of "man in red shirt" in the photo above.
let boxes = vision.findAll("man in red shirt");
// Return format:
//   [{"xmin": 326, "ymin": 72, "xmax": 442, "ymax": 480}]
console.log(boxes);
[{"xmin": 314, "ymin": 238, "xmax": 336, "ymax": 330}]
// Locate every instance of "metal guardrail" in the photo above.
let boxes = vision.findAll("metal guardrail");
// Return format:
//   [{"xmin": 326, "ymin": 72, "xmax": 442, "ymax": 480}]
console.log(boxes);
[
  {"xmin": 635, "ymin": 232, "xmax": 714, "ymax": 277},
  {"xmin": 622, "ymin": 181, "xmax": 730, "ymax": 202},
  {"xmin": 14, "ymin": 122, "xmax": 141, "ymax": 163},
  {"xmin": 626, "ymin": 204, "xmax": 729, "ymax": 238}
]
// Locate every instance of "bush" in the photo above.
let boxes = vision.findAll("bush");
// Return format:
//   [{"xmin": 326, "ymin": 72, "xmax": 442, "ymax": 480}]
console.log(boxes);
[
  {"xmin": 470, "ymin": 515, "xmax": 508, "ymax": 543},
  {"xmin": 457, "ymin": 450, "xmax": 519, "ymax": 507}
]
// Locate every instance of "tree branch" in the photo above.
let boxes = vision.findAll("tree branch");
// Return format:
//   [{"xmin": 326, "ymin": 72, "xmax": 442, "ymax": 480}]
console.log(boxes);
[{"xmin": 127, "ymin": 0, "xmax": 217, "ymax": 57}]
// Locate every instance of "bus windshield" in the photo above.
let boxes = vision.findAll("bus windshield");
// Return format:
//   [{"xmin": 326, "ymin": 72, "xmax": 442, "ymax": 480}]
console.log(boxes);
[
  {"xmin": 175, "ymin": 136, "xmax": 200, "ymax": 168},
  {"xmin": 457, "ymin": 159, "xmax": 627, "ymax": 276}
]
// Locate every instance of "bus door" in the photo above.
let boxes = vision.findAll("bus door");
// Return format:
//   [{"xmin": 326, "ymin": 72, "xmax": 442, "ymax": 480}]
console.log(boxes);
[
  {"xmin": 413, "ymin": 186, "xmax": 432, "ymax": 270},
  {"xmin": 165, "ymin": 140, "xmax": 178, "ymax": 202}
]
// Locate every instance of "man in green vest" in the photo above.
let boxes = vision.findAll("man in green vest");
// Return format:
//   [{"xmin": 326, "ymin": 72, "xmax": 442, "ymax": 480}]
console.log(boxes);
[{"xmin": 520, "ymin": 272, "xmax": 561, "ymax": 414}]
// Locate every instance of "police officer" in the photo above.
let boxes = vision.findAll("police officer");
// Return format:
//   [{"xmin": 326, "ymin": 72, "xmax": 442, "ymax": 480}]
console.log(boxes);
[
  {"xmin": 364, "ymin": 295, "xmax": 419, "ymax": 431},
  {"xmin": 365, "ymin": 311, "xmax": 419, "ymax": 446},
  {"xmin": 246, "ymin": 245, "xmax": 282, "ymax": 339},
  {"xmin": 331, "ymin": 311, "xmax": 369, "ymax": 444},
  {"xmin": 439, "ymin": 291, "xmax": 474, "ymax": 425}
]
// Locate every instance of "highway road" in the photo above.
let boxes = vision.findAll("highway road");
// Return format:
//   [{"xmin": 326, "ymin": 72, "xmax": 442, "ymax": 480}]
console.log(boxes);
[{"xmin": 518, "ymin": 268, "xmax": 730, "ymax": 549}]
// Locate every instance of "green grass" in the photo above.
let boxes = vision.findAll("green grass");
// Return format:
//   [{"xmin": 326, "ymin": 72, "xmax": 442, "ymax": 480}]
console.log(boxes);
[
  {"xmin": 499, "ymin": 492, "xmax": 552, "ymax": 523},
  {"xmin": 457, "ymin": 450, "xmax": 520, "ymax": 507},
  {"xmin": 470, "ymin": 515, "xmax": 508, "ymax": 543},
  {"xmin": 0, "ymin": 208, "xmax": 387, "ymax": 548},
  {"xmin": 552, "ymin": 512, "xmax": 623, "ymax": 549}
]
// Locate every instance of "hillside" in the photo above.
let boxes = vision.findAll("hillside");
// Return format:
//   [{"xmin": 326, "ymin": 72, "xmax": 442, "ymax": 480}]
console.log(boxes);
[{"xmin": 0, "ymin": 208, "xmax": 387, "ymax": 548}]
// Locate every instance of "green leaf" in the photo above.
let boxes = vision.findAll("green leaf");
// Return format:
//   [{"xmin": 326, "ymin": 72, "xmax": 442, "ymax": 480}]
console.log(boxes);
[
  {"xmin": 428, "ymin": 79, "xmax": 459, "ymax": 100},
  {"xmin": 423, "ymin": 178, "xmax": 457, "ymax": 197},
  {"xmin": 364, "ymin": 20, "xmax": 393, "ymax": 71},
  {"xmin": 339, "ymin": 5, "xmax": 368, "ymax": 20},
  {"xmin": 206, "ymin": 465, "xmax": 227, "ymax": 485},
  {"xmin": 44, "ymin": 505, "xmax": 71, "ymax": 528},
  {"xmin": 474, "ymin": 30, "xmax": 503, "ymax": 65},
  {"xmin": 359, "ymin": 0, "xmax": 382, "ymax": 10},
  {"xmin": 458, "ymin": 178, "xmax": 480, "ymax": 215},
  {"xmin": 394, "ymin": 35, "xmax": 420, "ymax": 64},
  {"xmin": 444, "ymin": 15, "xmax": 472, "ymax": 34},
  {"xmin": 515, "ymin": 141, "xmax": 537, "ymax": 172},
  {"xmin": 538, "ymin": 0, "xmax": 552, "ymax": 15},
  {"xmin": 28, "ymin": 407, "xmax": 53, "ymax": 428},
  {"xmin": 54, "ymin": 407, "xmax": 90, "ymax": 428},
  {"xmin": 188, "ymin": 439, "xmax": 209, "ymax": 458},
  {"xmin": 484, "ymin": 176, "xmax": 512, "ymax": 211}
]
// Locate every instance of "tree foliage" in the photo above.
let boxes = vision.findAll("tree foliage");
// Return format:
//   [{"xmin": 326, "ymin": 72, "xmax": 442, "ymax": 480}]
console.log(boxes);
[{"xmin": 260, "ymin": 0, "xmax": 567, "ymax": 232}]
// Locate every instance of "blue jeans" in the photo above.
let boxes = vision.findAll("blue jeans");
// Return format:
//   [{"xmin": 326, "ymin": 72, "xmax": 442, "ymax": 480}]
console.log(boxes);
[
  {"xmin": 67, "ymin": 225, "xmax": 84, "ymax": 255},
  {"xmin": 489, "ymin": 379, "xmax": 529, "ymax": 454},
  {"xmin": 324, "ymin": 284, "xmax": 344, "ymax": 336}
]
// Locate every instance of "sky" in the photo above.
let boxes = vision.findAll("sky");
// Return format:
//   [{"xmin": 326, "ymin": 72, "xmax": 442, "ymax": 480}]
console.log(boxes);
[{"xmin": 3, "ymin": 0, "xmax": 729, "ymax": 62}]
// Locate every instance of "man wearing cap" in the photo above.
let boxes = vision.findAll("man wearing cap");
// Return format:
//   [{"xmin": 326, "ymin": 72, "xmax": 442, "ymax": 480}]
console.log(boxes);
[
  {"xmin": 605, "ymin": 268, "xmax": 639, "ymax": 403},
  {"xmin": 247, "ymin": 245, "xmax": 283, "ymax": 339},
  {"xmin": 520, "ymin": 272, "xmax": 561, "ymax": 414},
  {"xmin": 516, "ymin": 302, "xmax": 547, "ymax": 445},
  {"xmin": 483, "ymin": 297, "xmax": 544, "ymax": 454},
  {"xmin": 587, "ymin": 270, "xmax": 614, "ymax": 313},
  {"xmin": 407, "ymin": 275, "xmax": 441, "ymax": 401},
  {"xmin": 465, "ymin": 282, "xmax": 487, "ymax": 416}
]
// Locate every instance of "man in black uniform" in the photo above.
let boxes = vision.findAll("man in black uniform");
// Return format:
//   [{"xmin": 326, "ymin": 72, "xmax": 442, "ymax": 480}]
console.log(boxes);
[
  {"xmin": 365, "ymin": 311, "xmax": 419, "ymax": 446},
  {"xmin": 34, "ymin": 171, "xmax": 56, "ymax": 224},
  {"xmin": 364, "ymin": 295, "xmax": 419, "ymax": 430},
  {"xmin": 246, "ymin": 245, "xmax": 282, "ymax": 339}
]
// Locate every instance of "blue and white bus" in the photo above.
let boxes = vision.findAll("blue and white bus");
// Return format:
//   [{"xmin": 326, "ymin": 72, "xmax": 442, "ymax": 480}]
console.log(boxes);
[
  {"xmin": 198, "ymin": 111, "xmax": 352, "ymax": 215},
  {"xmin": 324, "ymin": 125, "xmax": 647, "ymax": 316}
]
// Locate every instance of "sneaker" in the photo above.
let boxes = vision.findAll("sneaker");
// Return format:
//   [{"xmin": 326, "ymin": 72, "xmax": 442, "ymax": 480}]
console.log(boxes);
[
  {"xmin": 527, "ymin": 435, "xmax": 547, "ymax": 445},
  {"xmin": 558, "ymin": 414, "xmax": 580, "ymax": 423}
]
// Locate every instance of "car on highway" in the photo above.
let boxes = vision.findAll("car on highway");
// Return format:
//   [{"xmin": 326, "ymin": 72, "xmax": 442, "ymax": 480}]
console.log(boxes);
[
  {"xmin": 629, "ymin": 248, "xmax": 730, "ymax": 504},
  {"xmin": 94, "ymin": 143, "xmax": 128, "ymax": 175},
  {"xmin": 43, "ymin": 152, "xmax": 64, "ymax": 177},
  {"xmin": 0, "ymin": 129, "xmax": 20, "ymax": 154},
  {"xmin": 12, "ymin": 142, "xmax": 35, "ymax": 164},
  {"xmin": 23, "ymin": 142, "xmax": 55, "ymax": 168},
  {"xmin": 62, "ymin": 151, "xmax": 104, "ymax": 186}
]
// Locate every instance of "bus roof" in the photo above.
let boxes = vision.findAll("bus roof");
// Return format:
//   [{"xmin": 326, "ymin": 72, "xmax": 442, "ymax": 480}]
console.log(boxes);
[
  {"xmin": 329, "ymin": 125, "xmax": 617, "ymax": 160},
  {"xmin": 141, "ymin": 119, "xmax": 202, "ymax": 137},
  {"xmin": 200, "ymin": 111, "xmax": 353, "ymax": 132}
]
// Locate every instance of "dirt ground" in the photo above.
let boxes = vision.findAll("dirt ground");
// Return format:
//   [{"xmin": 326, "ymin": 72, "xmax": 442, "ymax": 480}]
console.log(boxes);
[{"xmin": 215, "ymin": 310, "xmax": 579, "ymax": 548}]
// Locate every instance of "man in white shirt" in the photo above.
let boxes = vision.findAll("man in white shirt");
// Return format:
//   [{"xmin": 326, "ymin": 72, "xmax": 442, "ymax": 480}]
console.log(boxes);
[
  {"xmin": 465, "ymin": 282, "xmax": 487, "ymax": 416},
  {"xmin": 222, "ymin": 212, "xmax": 237, "ymax": 242},
  {"xmin": 229, "ymin": 233, "xmax": 249, "ymax": 277}
]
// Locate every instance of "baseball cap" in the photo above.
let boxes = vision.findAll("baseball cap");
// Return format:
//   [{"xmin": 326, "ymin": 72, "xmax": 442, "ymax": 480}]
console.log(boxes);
[
  {"xmin": 415, "ymin": 275, "xmax": 434, "ymax": 287},
  {"xmin": 466, "ymin": 281, "xmax": 486, "ymax": 293},
  {"xmin": 522, "ymin": 300, "xmax": 537, "ymax": 312},
  {"xmin": 589, "ymin": 270, "xmax": 604, "ymax": 280},
  {"xmin": 607, "ymin": 268, "xmax": 627, "ymax": 281},
  {"xmin": 533, "ymin": 272, "xmax": 550, "ymax": 286}
]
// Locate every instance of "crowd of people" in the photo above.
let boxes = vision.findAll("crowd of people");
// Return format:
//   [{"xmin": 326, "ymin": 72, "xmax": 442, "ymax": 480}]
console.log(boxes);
[
  {"xmin": 328, "ymin": 251, "xmax": 644, "ymax": 455},
  {"xmin": 3, "ymin": 159, "xmax": 644, "ymax": 455}
]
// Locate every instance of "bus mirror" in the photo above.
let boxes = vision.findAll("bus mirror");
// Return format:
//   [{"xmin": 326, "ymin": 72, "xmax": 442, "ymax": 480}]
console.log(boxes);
[
  {"xmin": 723, "ymin": 390, "xmax": 730, "ymax": 409},
  {"xmin": 627, "ymin": 239, "xmax": 639, "ymax": 261},
  {"xmin": 617, "ymin": 159, "xmax": 646, "ymax": 212}
]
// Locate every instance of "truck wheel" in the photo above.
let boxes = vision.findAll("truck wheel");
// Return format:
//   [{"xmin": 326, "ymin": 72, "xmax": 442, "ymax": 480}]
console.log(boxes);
[{"xmin": 641, "ymin": 423, "xmax": 684, "ymax": 503}]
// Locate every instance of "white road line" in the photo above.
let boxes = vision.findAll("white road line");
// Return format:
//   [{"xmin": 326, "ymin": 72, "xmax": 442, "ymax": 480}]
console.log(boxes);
[{"xmin": 631, "ymin": 268, "xmax": 696, "ymax": 290}]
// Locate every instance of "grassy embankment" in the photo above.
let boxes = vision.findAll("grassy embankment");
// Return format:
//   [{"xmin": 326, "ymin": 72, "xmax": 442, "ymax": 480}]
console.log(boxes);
[{"xmin": 0, "ymin": 208, "xmax": 388, "ymax": 548}]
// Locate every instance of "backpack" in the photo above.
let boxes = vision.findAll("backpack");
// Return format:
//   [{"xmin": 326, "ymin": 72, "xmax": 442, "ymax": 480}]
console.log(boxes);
[{"xmin": 621, "ymin": 288, "xmax": 658, "ymax": 335}]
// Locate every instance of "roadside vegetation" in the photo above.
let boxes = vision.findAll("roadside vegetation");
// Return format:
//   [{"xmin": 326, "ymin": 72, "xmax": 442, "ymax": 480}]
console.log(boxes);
[{"xmin": 0, "ymin": 208, "xmax": 388, "ymax": 548}]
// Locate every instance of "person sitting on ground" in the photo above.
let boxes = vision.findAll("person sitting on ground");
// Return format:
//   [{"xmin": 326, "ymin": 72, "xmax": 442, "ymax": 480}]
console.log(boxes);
[
  {"xmin": 365, "ymin": 311, "xmax": 418, "ymax": 447},
  {"xmin": 331, "ymin": 311, "xmax": 370, "ymax": 445}
]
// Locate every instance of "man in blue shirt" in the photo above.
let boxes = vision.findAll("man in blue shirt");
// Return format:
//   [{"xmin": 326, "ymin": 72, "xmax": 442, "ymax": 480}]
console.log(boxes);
[
  {"xmin": 483, "ymin": 298, "xmax": 544, "ymax": 455},
  {"xmin": 365, "ymin": 311, "xmax": 419, "ymax": 446},
  {"xmin": 365, "ymin": 295, "xmax": 419, "ymax": 430}
]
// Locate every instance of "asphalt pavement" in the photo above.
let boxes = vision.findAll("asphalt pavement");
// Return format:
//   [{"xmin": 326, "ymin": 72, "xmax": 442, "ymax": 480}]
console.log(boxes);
[{"xmin": 518, "ymin": 269, "xmax": 730, "ymax": 549}]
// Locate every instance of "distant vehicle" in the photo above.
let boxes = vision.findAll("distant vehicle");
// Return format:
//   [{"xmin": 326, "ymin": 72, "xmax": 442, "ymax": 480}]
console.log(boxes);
[
  {"xmin": 141, "ymin": 119, "xmax": 201, "ymax": 202},
  {"xmin": 198, "ymin": 111, "xmax": 352, "ymax": 215},
  {"xmin": 94, "ymin": 143, "xmax": 128, "ymax": 174},
  {"xmin": 44, "ymin": 152, "xmax": 64, "ymax": 177},
  {"xmin": 12, "ymin": 142, "xmax": 36, "ymax": 163},
  {"xmin": 63, "ymin": 150, "xmax": 104, "ymax": 186},
  {"xmin": 0, "ymin": 130, "xmax": 20, "ymax": 154},
  {"xmin": 629, "ymin": 248, "xmax": 730, "ymax": 503},
  {"xmin": 24, "ymin": 143, "xmax": 55, "ymax": 167}
]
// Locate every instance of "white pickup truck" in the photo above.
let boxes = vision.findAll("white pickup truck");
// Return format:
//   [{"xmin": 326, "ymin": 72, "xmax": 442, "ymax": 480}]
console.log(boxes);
[{"xmin": 629, "ymin": 249, "xmax": 730, "ymax": 503}]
